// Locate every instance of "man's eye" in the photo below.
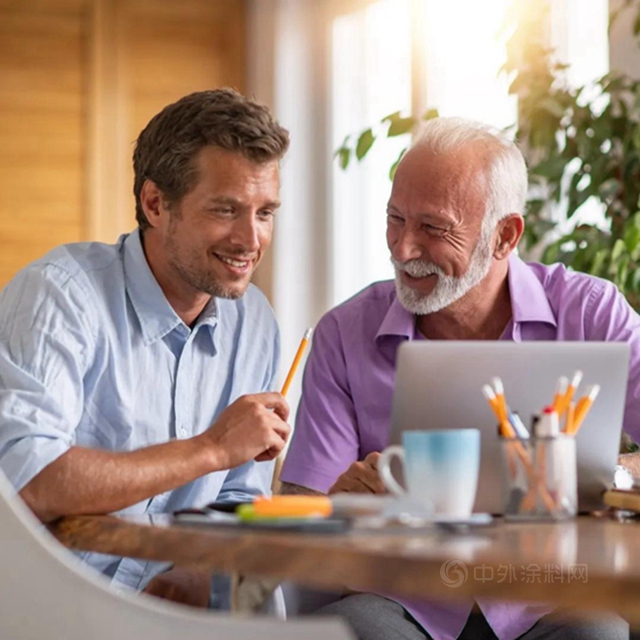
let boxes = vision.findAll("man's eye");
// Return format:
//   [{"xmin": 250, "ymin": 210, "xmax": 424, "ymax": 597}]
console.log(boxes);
[
  {"xmin": 214, "ymin": 208, "xmax": 234, "ymax": 215},
  {"xmin": 258, "ymin": 210, "xmax": 275, "ymax": 220},
  {"xmin": 387, "ymin": 214, "xmax": 404, "ymax": 224}
]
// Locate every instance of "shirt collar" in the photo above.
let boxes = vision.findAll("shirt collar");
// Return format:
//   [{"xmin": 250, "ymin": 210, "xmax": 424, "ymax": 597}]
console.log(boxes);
[
  {"xmin": 123, "ymin": 229, "xmax": 218, "ymax": 346},
  {"xmin": 375, "ymin": 293, "xmax": 417, "ymax": 342},
  {"xmin": 507, "ymin": 253, "xmax": 557, "ymax": 327},
  {"xmin": 374, "ymin": 253, "xmax": 556, "ymax": 344}
]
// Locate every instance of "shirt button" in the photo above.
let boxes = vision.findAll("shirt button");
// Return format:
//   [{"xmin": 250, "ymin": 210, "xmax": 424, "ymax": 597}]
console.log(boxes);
[{"xmin": 179, "ymin": 427, "xmax": 187, "ymax": 438}]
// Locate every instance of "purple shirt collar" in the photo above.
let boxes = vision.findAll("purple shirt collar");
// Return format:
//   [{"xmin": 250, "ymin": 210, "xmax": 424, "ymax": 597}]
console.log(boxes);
[{"xmin": 375, "ymin": 254, "xmax": 557, "ymax": 345}]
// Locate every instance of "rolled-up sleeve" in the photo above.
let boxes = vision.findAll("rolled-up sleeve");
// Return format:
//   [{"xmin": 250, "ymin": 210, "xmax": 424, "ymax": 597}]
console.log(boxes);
[
  {"xmin": 0, "ymin": 265, "xmax": 94, "ymax": 491},
  {"xmin": 585, "ymin": 279, "xmax": 640, "ymax": 443}
]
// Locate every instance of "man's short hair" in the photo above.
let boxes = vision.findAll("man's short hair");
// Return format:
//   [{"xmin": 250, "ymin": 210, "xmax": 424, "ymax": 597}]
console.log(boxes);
[
  {"xmin": 133, "ymin": 88, "xmax": 290, "ymax": 230},
  {"xmin": 411, "ymin": 117, "xmax": 528, "ymax": 229}
]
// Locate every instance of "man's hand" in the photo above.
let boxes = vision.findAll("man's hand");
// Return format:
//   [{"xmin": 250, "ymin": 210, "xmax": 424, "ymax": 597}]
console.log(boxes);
[
  {"xmin": 618, "ymin": 453, "xmax": 640, "ymax": 478},
  {"xmin": 329, "ymin": 452, "xmax": 386, "ymax": 494},
  {"xmin": 201, "ymin": 392, "xmax": 291, "ymax": 470},
  {"xmin": 143, "ymin": 567, "xmax": 211, "ymax": 608}
]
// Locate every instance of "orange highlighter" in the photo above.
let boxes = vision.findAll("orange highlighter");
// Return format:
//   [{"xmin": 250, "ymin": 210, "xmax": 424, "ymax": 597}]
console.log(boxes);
[{"xmin": 238, "ymin": 496, "xmax": 333, "ymax": 520}]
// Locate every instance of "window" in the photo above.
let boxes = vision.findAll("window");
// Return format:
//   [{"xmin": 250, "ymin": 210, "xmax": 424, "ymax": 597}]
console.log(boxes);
[
  {"xmin": 330, "ymin": 0, "xmax": 412, "ymax": 306},
  {"xmin": 328, "ymin": 0, "xmax": 610, "ymax": 306}
]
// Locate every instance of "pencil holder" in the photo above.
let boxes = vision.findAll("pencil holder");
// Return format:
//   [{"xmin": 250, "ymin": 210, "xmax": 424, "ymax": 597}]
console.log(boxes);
[{"xmin": 500, "ymin": 435, "xmax": 577, "ymax": 521}]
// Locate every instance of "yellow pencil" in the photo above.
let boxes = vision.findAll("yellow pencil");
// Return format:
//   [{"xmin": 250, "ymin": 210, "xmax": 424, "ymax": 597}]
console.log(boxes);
[
  {"xmin": 564, "ymin": 401, "xmax": 575, "ymax": 434},
  {"xmin": 568, "ymin": 385, "xmax": 600, "ymax": 435},
  {"xmin": 482, "ymin": 384, "xmax": 512, "ymax": 436},
  {"xmin": 280, "ymin": 328, "xmax": 313, "ymax": 397},
  {"xmin": 557, "ymin": 370, "xmax": 583, "ymax": 416},
  {"xmin": 552, "ymin": 376, "xmax": 568, "ymax": 413},
  {"xmin": 491, "ymin": 377, "xmax": 509, "ymax": 423}
]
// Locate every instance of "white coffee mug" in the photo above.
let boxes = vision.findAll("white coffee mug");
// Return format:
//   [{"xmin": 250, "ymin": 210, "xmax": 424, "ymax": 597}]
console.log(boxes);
[{"xmin": 378, "ymin": 429, "xmax": 481, "ymax": 518}]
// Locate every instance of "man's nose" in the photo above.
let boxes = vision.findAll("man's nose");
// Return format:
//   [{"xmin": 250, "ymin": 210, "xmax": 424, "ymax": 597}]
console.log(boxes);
[
  {"xmin": 230, "ymin": 216, "xmax": 260, "ymax": 252},
  {"xmin": 392, "ymin": 226, "xmax": 424, "ymax": 263}
]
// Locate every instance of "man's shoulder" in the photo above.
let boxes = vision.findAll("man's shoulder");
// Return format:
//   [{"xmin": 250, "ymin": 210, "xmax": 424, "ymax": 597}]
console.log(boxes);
[
  {"xmin": 525, "ymin": 259, "xmax": 613, "ymax": 304},
  {"xmin": 0, "ymin": 240, "xmax": 124, "ymax": 322},
  {"xmin": 325, "ymin": 280, "xmax": 396, "ymax": 321},
  {"xmin": 315, "ymin": 280, "xmax": 396, "ymax": 340},
  {"xmin": 20, "ymin": 239, "xmax": 122, "ymax": 288}
]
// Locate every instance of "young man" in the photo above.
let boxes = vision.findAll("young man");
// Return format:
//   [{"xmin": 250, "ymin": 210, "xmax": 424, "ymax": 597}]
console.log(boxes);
[
  {"xmin": 0, "ymin": 89, "xmax": 290, "ymax": 605},
  {"xmin": 281, "ymin": 118, "xmax": 634, "ymax": 639}
]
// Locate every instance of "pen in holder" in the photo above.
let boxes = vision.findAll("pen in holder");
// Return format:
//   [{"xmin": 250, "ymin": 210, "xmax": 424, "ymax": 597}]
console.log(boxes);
[{"xmin": 500, "ymin": 434, "xmax": 577, "ymax": 520}]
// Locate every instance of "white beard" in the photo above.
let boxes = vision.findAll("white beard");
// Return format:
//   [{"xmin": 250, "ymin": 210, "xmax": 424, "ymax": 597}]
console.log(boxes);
[{"xmin": 392, "ymin": 229, "xmax": 494, "ymax": 315}]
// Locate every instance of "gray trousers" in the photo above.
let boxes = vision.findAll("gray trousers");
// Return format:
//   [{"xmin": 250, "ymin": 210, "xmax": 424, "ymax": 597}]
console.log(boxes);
[{"xmin": 316, "ymin": 594, "xmax": 629, "ymax": 640}]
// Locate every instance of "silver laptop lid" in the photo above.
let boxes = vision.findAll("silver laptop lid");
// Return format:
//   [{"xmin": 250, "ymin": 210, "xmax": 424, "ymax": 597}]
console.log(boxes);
[{"xmin": 391, "ymin": 341, "xmax": 630, "ymax": 512}]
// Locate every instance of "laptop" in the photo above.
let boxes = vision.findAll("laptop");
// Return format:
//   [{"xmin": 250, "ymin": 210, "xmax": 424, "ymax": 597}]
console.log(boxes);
[{"xmin": 390, "ymin": 342, "xmax": 631, "ymax": 513}]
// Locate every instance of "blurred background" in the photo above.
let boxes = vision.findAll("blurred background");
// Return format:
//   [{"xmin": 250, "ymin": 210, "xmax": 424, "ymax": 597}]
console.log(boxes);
[{"xmin": 1, "ymin": 0, "xmax": 639, "ymax": 397}]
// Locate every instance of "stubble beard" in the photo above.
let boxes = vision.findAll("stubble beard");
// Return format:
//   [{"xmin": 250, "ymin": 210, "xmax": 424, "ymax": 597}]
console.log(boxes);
[{"xmin": 164, "ymin": 233, "xmax": 251, "ymax": 301}]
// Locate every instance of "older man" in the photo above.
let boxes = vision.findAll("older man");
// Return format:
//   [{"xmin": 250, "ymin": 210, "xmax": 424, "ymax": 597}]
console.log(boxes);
[
  {"xmin": 280, "ymin": 118, "xmax": 636, "ymax": 639},
  {"xmin": 0, "ymin": 89, "xmax": 290, "ymax": 605}
]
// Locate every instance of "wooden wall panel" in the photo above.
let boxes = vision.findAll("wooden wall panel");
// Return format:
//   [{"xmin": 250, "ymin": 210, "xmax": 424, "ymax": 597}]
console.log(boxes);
[
  {"xmin": 0, "ymin": 1, "xmax": 86, "ymax": 286},
  {"xmin": 115, "ymin": 0, "xmax": 247, "ymax": 233},
  {"xmin": 0, "ymin": 0, "xmax": 246, "ymax": 288}
]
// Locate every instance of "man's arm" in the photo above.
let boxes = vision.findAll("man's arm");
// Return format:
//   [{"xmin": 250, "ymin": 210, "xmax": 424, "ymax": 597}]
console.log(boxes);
[
  {"xmin": 280, "ymin": 452, "xmax": 386, "ymax": 496},
  {"xmin": 142, "ymin": 567, "xmax": 211, "ymax": 608},
  {"xmin": 278, "ymin": 314, "xmax": 362, "ymax": 493},
  {"xmin": 279, "ymin": 481, "xmax": 324, "ymax": 496},
  {"xmin": 326, "ymin": 452, "xmax": 386, "ymax": 494},
  {"xmin": 586, "ymin": 279, "xmax": 640, "ymax": 443},
  {"xmin": 21, "ymin": 392, "xmax": 290, "ymax": 523}
]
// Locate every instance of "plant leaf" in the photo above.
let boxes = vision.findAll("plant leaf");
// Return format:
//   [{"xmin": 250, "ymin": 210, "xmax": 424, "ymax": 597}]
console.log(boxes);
[
  {"xmin": 387, "ymin": 116, "xmax": 417, "ymax": 137},
  {"xmin": 530, "ymin": 155, "xmax": 568, "ymax": 181},
  {"xmin": 380, "ymin": 111, "xmax": 401, "ymax": 124},
  {"xmin": 422, "ymin": 108, "xmax": 439, "ymax": 121},
  {"xmin": 612, "ymin": 238, "xmax": 626, "ymax": 263},
  {"xmin": 598, "ymin": 178, "xmax": 623, "ymax": 202},
  {"xmin": 538, "ymin": 96, "xmax": 566, "ymax": 118},
  {"xmin": 389, "ymin": 147, "xmax": 407, "ymax": 181},
  {"xmin": 336, "ymin": 146, "xmax": 351, "ymax": 170},
  {"xmin": 626, "ymin": 224, "xmax": 640, "ymax": 254},
  {"xmin": 355, "ymin": 129, "xmax": 375, "ymax": 161},
  {"xmin": 590, "ymin": 248, "xmax": 609, "ymax": 275}
]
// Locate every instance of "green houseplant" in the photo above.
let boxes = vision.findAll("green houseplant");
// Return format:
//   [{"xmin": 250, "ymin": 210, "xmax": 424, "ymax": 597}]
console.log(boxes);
[{"xmin": 336, "ymin": 0, "xmax": 640, "ymax": 310}]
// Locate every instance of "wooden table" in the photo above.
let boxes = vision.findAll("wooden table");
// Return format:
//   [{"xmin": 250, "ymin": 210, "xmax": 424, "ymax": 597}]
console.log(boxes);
[{"xmin": 49, "ymin": 513, "xmax": 640, "ymax": 626}]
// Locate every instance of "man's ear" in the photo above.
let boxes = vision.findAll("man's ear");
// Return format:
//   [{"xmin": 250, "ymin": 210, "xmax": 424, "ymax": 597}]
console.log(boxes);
[
  {"xmin": 494, "ymin": 214, "xmax": 525, "ymax": 260},
  {"xmin": 140, "ymin": 180, "xmax": 171, "ymax": 230}
]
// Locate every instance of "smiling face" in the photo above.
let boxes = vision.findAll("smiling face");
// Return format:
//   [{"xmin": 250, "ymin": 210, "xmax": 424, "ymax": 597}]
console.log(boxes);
[
  {"xmin": 386, "ymin": 144, "xmax": 497, "ymax": 315},
  {"xmin": 143, "ymin": 145, "xmax": 280, "ymax": 306}
]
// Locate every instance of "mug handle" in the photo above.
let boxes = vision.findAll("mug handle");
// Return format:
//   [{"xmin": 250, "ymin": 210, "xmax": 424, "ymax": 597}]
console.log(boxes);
[{"xmin": 378, "ymin": 445, "xmax": 406, "ymax": 496}]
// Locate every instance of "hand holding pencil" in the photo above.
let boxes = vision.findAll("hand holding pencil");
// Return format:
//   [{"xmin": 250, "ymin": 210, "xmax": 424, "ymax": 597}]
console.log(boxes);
[
  {"xmin": 199, "ymin": 327, "xmax": 312, "ymax": 470},
  {"xmin": 203, "ymin": 392, "xmax": 292, "ymax": 468}
]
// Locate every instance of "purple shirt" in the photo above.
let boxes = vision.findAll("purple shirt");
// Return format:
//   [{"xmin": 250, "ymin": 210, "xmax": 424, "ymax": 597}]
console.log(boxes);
[{"xmin": 281, "ymin": 255, "xmax": 640, "ymax": 640}]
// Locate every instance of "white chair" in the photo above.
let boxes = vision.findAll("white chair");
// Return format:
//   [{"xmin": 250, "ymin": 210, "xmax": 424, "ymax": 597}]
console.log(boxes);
[{"xmin": 0, "ymin": 471, "xmax": 354, "ymax": 640}]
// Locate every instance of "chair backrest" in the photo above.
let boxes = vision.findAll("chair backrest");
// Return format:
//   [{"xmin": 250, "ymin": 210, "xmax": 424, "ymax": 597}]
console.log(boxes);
[{"xmin": 0, "ymin": 472, "xmax": 353, "ymax": 640}]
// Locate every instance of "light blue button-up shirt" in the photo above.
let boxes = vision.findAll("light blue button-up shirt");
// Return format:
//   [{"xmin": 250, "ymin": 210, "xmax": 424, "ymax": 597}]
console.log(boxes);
[{"xmin": 0, "ymin": 229, "xmax": 280, "ymax": 589}]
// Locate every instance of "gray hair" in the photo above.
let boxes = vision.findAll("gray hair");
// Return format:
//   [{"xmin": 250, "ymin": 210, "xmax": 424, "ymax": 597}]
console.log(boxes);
[{"xmin": 411, "ymin": 117, "xmax": 528, "ymax": 231}]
